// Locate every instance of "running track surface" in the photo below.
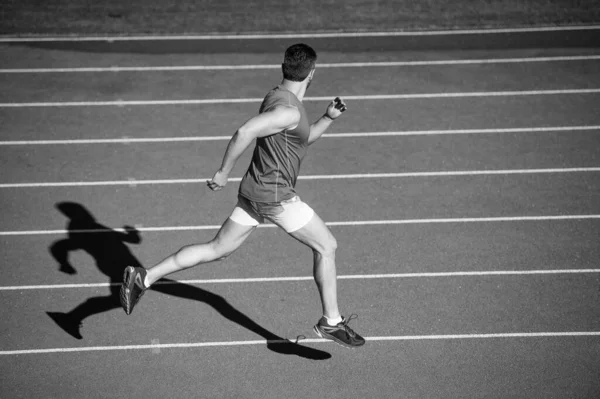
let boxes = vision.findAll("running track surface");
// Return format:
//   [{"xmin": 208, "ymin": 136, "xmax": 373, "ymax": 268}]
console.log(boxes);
[{"xmin": 1, "ymin": 29, "xmax": 600, "ymax": 399}]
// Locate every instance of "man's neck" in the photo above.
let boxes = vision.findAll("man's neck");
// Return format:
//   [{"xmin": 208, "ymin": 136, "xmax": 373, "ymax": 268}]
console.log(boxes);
[{"xmin": 280, "ymin": 79, "xmax": 307, "ymax": 101}]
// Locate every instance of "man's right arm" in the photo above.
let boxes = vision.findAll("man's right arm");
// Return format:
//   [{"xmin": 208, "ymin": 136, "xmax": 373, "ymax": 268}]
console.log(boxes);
[{"xmin": 207, "ymin": 106, "xmax": 300, "ymax": 191}]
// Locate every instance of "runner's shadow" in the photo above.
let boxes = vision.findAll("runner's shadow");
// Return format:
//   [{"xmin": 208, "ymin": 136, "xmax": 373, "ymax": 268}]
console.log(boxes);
[
  {"xmin": 46, "ymin": 201, "xmax": 330, "ymax": 360},
  {"xmin": 46, "ymin": 202, "xmax": 140, "ymax": 339}
]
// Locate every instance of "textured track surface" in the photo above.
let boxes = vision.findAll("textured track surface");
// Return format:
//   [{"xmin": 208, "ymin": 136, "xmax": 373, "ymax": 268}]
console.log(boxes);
[{"xmin": 1, "ymin": 30, "xmax": 599, "ymax": 399}]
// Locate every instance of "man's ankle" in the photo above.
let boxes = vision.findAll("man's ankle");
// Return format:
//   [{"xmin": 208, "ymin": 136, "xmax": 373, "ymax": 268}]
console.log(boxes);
[
  {"xmin": 324, "ymin": 315, "xmax": 342, "ymax": 326},
  {"xmin": 142, "ymin": 270, "xmax": 152, "ymax": 288}
]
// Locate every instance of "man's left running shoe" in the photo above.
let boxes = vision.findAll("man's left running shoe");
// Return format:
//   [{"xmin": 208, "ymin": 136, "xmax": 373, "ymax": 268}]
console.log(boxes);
[{"xmin": 120, "ymin": 266, "xmax": 148, "ymax": 315}]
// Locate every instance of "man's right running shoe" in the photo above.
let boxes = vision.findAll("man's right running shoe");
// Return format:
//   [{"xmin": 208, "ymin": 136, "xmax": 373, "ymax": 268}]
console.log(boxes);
[
  {"xmin": 120, "ymin": 266, "xmax": 148, "ymax": 315},
  {"xmin": 313, "ymin": 314, "xmax": 365, "ymax": 348}
]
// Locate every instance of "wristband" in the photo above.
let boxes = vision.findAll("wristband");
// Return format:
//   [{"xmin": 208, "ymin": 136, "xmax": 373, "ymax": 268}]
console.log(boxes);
[{"xmin": 323, "ymin": 113, "xmax": 334, "ymax": 121}]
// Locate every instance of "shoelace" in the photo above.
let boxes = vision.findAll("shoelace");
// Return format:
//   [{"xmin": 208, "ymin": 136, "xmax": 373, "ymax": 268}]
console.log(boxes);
[{"xmin": 340, "ymin": 314, "xmax": 359, "ymax": 337}]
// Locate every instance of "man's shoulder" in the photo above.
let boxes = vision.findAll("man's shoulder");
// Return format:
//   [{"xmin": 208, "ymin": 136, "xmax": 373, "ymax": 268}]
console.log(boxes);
[
  {"xmin": 264, "ymin": 103, "xmax": 299, "ymax": 114},
  {"xmin": 261, "ymin": 86, "xmax": 302, "ymax": 109},
  {"xmin": 260, "ymin": 105, "xmax": 301, "ymax": 130}
]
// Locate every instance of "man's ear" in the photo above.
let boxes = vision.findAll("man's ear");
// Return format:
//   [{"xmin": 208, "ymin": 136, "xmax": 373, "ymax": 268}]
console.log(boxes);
[{"xmin": 304, "ymin": 68, "xmax": 315, "ymax": 84}]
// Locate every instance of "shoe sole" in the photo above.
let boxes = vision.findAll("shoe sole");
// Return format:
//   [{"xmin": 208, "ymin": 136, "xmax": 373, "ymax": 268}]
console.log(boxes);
[
  {"xmin": 120, "ymin": 266, "xmax": 136, "ymax": 315},
  {"xmin": 313, "ymin": 325, "xmax": 364, "ymax": 349}
]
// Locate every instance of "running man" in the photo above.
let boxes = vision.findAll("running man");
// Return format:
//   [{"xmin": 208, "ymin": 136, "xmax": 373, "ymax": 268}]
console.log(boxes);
[{"xmin": 120, "ymin": 43, "xmax": 365, "ymax": 348}]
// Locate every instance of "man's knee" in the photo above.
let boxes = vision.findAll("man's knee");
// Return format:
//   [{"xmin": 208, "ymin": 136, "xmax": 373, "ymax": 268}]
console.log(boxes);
[
  {"xmin": 329, "ymin": 235, "xmax": 338, "ymax": 253},
  {"xmin": 209, "ymin": 240, "xmax": 237, "ymax": 261},
  {"xmin": 317, "ymin": 234, "xmax": 337, "ymax": 257},
  {"xmin": 215, "ymin": 250, "xmax": 233, "ymax": 261}
]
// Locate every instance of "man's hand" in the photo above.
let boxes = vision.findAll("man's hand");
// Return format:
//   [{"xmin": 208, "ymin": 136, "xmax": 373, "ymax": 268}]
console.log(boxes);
[
  {"xmin": 325, "ymin": 97, "xmax": 348, "ymax": 120},
  {"xmin": 122, "ymin": 225, "xmax": 141, "ymax": 244},
  {"xmin": 206, "ymin": 170, "xmax": 229, "ymax": 191},
  {"xmin": 308, "ymin": 97, "xmax": 348, "ymax": 145},
  {"xmin": 59, "ymin": 262, "xmax": 77, "ymax": 275}
]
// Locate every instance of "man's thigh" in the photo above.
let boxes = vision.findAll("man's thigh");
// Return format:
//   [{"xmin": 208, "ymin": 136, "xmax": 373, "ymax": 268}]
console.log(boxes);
[
  {"xmin": 214, "ymin": 213, "xmax": 257, "ymax": 253},
  {"xmin": 287, "ymin": 211, "xmax": 336, "ymax": 254}
]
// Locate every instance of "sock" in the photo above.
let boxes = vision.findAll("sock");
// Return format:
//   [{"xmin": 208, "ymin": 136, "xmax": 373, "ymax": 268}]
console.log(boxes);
[
  {"xmin": 137, "ymin": 268, "xmax": 149, "ymax": 289},
  {"xmin": 325, "ymin": 315, "xmax": 343, "ymax": 326}
]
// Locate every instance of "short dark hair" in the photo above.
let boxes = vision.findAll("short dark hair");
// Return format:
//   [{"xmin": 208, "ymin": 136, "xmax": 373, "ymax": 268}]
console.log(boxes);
[{"xmin": 282, "ymin": 43, "xmax": 317, "ymax": 82}]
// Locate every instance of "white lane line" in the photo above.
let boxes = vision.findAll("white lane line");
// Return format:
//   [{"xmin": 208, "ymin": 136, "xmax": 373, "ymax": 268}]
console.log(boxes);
[
  {"xmin": 2, "ymin": 89, "xmax": 599, "ymax": 108},
  {"xmin": 1, "ymin": 269, "xmax": 599, "ymax": 291},
  {"xmin": 2, "ymin": 125, "xmax": 599, "ymax": 146},
  {"xmin": 0, "ymin": 136, "xmax": 232, "ymax": 145},
  {"xmin": 1, "ymin": 167, "xmax": 598, "ymax": 189},
  {"xmin": 2, "ymin": 331, "xmax": 599, "ymax": 355},
  {"xmin": 2, "ymin": 215, "xmax": 599, "ymax": 237},
  {"xmin": 2, "ymin": 25, "xmax": 599, "ymax": 42},
  {"xmin": 324, "ymin": 125, "xmax": 600, "ymax": 138},
  {"xmin": 3, "ymin": 55, "xmax": 600, "ymax": 73}
]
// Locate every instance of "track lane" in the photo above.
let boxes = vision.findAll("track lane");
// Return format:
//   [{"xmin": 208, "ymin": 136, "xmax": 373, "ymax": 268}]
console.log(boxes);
[
  {"xmin": 1, "ymin": 130, "xmax": 599, "ymax": 183},
  {"xmin": 1, "ymin": 173, "xmax": 598, "ymax": 231},
  {"xmin": 1, "ymin": 45, "xmax": 599, "ymax": 69},
  {"xmin": 1, "ymin": 275, "xmax": 599, "ymax": 350},
  {"xmin": 1, "ymin": 58, "xmax": 600, "ymax": 103},
  {"xmin": 1, "ymin": 219, "xmax": 599, "ymax": 287},
  {"xmin": 1, "ymin": 337, "xmax": 599, "ymax": 399},
  {"xmin": 2, "ymin": 94, "xmax": 600, "ymax": 142}
]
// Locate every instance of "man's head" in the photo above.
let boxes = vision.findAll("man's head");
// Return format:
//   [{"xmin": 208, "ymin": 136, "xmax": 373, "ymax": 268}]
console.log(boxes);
[{"xmin": 282, "ymin": 43, "xmax": 317, "ymax": 85}]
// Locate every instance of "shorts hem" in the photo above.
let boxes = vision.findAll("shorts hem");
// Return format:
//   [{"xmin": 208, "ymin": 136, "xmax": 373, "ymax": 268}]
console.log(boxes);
[{"xmin": 280, "ymin": 207, "xmax": 314, "ymax": 233}]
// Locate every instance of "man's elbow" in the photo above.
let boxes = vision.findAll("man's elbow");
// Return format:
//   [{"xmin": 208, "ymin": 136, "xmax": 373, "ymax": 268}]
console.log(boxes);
[
  {"xmin": 235, "ymin": 125, "xmax": 257, "ymax": 142},
  {"xmin": 307, "ymin": 129, "xmax": 320, "ymax": 145}
]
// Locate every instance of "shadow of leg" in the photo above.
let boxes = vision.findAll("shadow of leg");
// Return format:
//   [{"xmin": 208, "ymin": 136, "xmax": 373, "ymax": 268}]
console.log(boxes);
[
  {"xmin": 152, "ymin": 279, "xmax": 331, "ymax": 360},
  {"xmin": 266, "ymin": 340, "xmax": 331, "ymax": 360},
  {"xmin": 46, "ymin": 311, "xmax": 83, "ymax": 339},
  {"xmin": 47, "ymin": 286, "xmax": 121, "ymax": 340}
]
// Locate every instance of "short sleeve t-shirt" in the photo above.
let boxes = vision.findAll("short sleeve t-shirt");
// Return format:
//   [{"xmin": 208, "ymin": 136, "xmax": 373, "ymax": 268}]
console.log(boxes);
[{"xmin": 238, "ymin": 85, "xmax": 311, "ymax": 203}]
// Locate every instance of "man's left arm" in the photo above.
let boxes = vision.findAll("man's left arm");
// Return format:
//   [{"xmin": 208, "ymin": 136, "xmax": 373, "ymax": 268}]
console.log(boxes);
[{"xmin": 308, "ymin": 97, "xmax": 347, "ymax": 145}]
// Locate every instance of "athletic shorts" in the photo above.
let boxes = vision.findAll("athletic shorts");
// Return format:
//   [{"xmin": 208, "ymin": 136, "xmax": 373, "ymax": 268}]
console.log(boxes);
[{"xmin": 229, "ymin": 195, "xmax": 314, "ymax": 233}]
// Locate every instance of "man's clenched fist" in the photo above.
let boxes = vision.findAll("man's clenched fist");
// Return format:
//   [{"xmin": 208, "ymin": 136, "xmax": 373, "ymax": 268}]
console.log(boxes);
[{"xmin": 325, "ymin": 97, "xmax": 348, "ymax": 120}]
